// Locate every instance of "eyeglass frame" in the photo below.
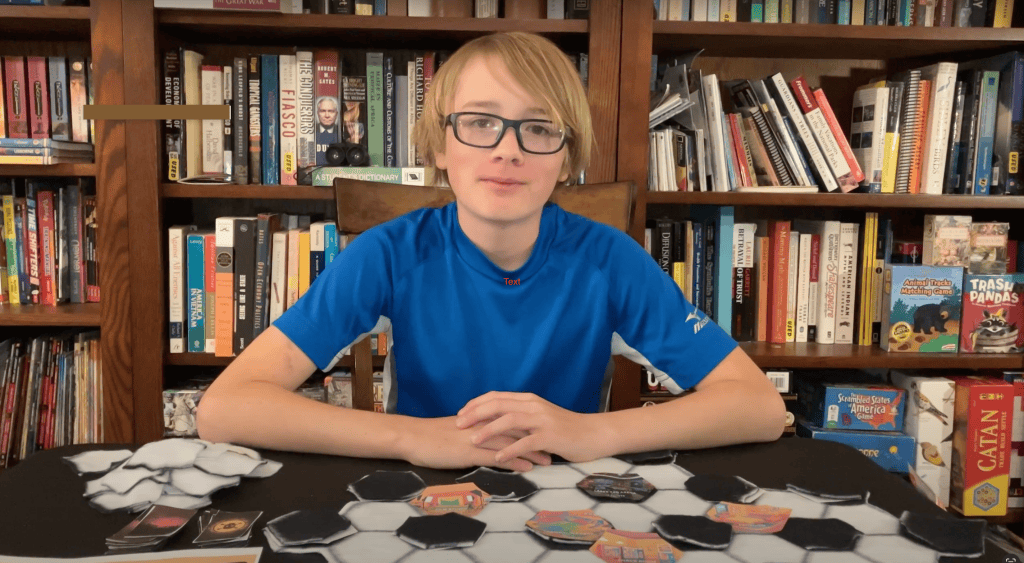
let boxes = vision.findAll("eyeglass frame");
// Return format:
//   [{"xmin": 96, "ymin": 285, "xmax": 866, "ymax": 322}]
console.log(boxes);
[{"xmin": 444, "ymin": 112, "xmax": 569, "ymax": 155}]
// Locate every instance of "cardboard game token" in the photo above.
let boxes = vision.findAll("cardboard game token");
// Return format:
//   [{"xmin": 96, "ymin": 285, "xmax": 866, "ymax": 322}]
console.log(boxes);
[
  {"xmin": 396, "ymin": 511, "xmax": 487, "ymax": 549},
  {"xmin": 589, "ymin": 530, "xmax": 685, "ymax": 562},
  {"xmin": 263, "ymin": 508, "xmax": 355, "ymax": 547},
  {"xmin": 456, "ymin": 467, "xmax": 539, "ymax": 501},
  {"xmin": 898, "ymin": 511, "xmax": 986, "ymax": 556},
  {"xmin": 408, "ymin": 483, "xmax": 491, "ymax": 517},
  {"xmin": 348, "ymin": 470, "xmax": 426, "ymax": 501},
  {"xmin": 576, "ymin": 472, "xmax": 656, "ymax": 502},
  {"xmin": 774, "ymin": 517, "xmax": 863, "ymax": 550},
  {"xmin": 524, "ymin": 509, "xmax": 614, "ymax": 544},
  {"xmin": 684, "ymin": 474, "xmax": 762, "ymax": 504},
  {"xmin": 653, "ymin": 514, "xmax": 733, "ymax": 549},
  {"xmin": 705, "ymin": 502, "xmax": 792, "ymax": 534},
  {"xmin": 614, "ymin": 450, "xmax": 677, "ymax": 466}
]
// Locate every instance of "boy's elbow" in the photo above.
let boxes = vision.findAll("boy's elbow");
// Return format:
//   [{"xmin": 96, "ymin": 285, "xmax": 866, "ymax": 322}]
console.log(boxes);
[
  {"xmin": 758, "ymin": 389, "xmax": 788, "ymax": 442},
  {"xmin": 195, "ymin": 392, "xmax": 229, "ymax": 444}
]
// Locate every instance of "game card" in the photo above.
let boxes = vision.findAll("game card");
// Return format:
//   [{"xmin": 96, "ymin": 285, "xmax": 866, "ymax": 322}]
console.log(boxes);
[
  {"xmin": 194, "ymin": 509, "xmax": 262, "ymax": 546},
  {"xmin": 705, "ymin": 502, "xmax": 792, "ymax": 534}
]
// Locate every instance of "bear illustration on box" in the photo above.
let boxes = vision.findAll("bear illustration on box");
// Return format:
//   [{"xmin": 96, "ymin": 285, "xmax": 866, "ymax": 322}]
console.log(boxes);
[
  {"xmin": 881, "ymin": 265, "xmax": 964, "ymax": 353},
  {"xmin": 913, "ymin": 303, "xmax": 952, "ymax": 334}
]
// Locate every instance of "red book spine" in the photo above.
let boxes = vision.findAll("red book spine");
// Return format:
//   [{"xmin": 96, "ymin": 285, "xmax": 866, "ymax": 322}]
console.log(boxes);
[
  {"xmin": 908, "ymin": 79, "xmax": 931, "ymax": 195},
  {"xmin": 3, "ymin": 57, "xmax": 29, "ymax": 139},
  {"xmin": 204, "ymin": 231, "xmax": 216, "ymax": 353},
  {"xmin": 313, "ymin": 49, "xmax": 340, "ymax": 166},
  {"xmin": 813, "ymin": 88, "xmax": 865, "ymax": 183},
  {"xmin": 789, "ymin": 75, "xmax": 819, "ymax": 113},
  {"xmin": 728, "ymin": 113, "xmax": 752, "ymax": 187},
  {"xmin": 37, "ymin": 190, "xmax": 56, "ymax": 307},
  {"xmin": 26, "ymin": 57, "xmax": 50, "ymax": 140},
  {"xmin": 85, "ymin": 196, "xmax": 99, "ymax": 303},
  {"xmin": 768, "ymin": 220, "xmax": 791, "ymax": 344}
]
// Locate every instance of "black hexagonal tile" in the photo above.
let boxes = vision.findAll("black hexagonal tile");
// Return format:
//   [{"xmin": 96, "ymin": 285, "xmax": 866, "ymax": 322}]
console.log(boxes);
[
  {"xmin": 456, "ymin": 467, "xmax": 539, "ymax": 501},
  {"xmin": 684, "ymin": 474, "xmax": 762, "ymax": 504},
  {"xmin": 347, "ymin": 470, "xmax": 426, "ymax": 501},
  {"xmin": 898, "ymin": 511, "xmax": 986, "ymax": 557},
  {"xmin": 396, "ymin": 511, "xmax": 487, "ymax": 549},
  {"xmin": 774, "ymin": 517, "xmax": 863, "ymax": 550}
]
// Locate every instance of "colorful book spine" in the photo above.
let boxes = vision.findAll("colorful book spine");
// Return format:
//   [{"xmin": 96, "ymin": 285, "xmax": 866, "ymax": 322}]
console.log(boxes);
[
  {"xmin": 973, "ymin": 71, "xmax": 1000, "ymax": 196},
  {"xmin": 261, "ymin": 54, "xmax": 280, "ymax": 185},
  {"xmin": 247, "ymin": 55, "xmax": 262, "ymax": 184},
  {"xmin": 278, "ymin": 54, "xmax": 298, "ymax": 186},
  {"xmin": 186, "ymin": 232, "xmax": 206, "ymax": 353},
  {"xmin": 47, "ymin": 57, "xmax": 70, "ymax": 142},
  {"xmin": 4, "ymin": 57, "xmax": 29, "ymax": 139},
  {"xmin": 295, "ymin": 51, "xmax": 315, "ymax": 173}
]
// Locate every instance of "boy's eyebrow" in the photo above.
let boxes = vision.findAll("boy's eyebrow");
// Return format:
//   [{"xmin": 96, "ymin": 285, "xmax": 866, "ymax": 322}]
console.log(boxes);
[{"xmin": 460, "ymin": 100, "xmax": 549, "ymax": 116}]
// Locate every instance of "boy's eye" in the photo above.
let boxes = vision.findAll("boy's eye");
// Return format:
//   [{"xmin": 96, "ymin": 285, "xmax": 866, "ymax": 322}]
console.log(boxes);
[
  {"xmin": 468, "ymin": 118, "xmax": 498, "ymax": 129},
  {"xmin": 525, "ymin": 123, "xmax": 559, "ymax": 137}
]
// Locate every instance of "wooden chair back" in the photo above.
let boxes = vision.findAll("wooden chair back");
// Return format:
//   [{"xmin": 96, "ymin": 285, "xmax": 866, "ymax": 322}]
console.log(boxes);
[{"xmin": 333, "ymin": 178, "xmax": 637, "ymax": 411}]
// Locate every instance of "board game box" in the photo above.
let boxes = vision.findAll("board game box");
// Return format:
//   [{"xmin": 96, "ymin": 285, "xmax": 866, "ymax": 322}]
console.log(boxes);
[
  {"xmin": 968, "ymin": 222, "xmax": 1010, "ymax": 275},
  {"xmin": 960, "ymin": 274, "xmax": 1024, "ymax": 353},
  {"xmin": 880, "ymin": 265, "xmax": 964, "ymax": 353},
  {"xmin": 949, "ymin": 376, "xmax": 1013, "ymax": 517},
  {"xmin": 922, "ymin": 215, "xmax": 972, "ymax": 267},
  {"xmin": 795, "ymin": 419, "xmax": 916, "ymax": 473},
  {"xmin": 1005, "ymin": 372, "xmax": 1024, "ymax": 509},
  {"xmin": 889, "ymin": 370, "xmax": 955, "ymax": 509},
  {"xmin": 795, "ymin": 379, "xmax": 905, "ymax": 432}
]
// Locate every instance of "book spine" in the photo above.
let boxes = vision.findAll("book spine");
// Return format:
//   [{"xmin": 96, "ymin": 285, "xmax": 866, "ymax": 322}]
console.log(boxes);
[
  {"xmin": 973, "ymin": 71, "xmax": 1000, "ymax": 196},
  {"xmin": 201, "ymin": 65, "xmax": 224, "ymax": 175},
  {"xmin": 233, "ymin": 57, "xmax": 249, "ymax": 184},
  {"xmin": 233, "ymin": 218, "xmax": 257, "ymax": 355},
  {"xmin": 168, "ymin": 225, "xmax": 188, "ymax": 354},
  {"xmin": 310, "ymin": 221, "xmax": 326, "ymax": 284},
  {"xmin": 286, "ymin": 228, "xmax": 300, "ymax": 308},
  {"xmin": 786, "ymin": 232, "xmax": 799, "ymax": 342},
  {"xmin": 813, "ymin": 88, "xmax": 865, "ymax": 184},
  {"xmin": 247, "ymin": 55, "xmax": 262, "ymax": 184},
  {"xmin": 68, "ymin": 56, "xmax": 88, "ymax": 144},
  {"xmin": 807, "ymin": 233, "xmax": 821, "ymax": 341},
  {"xmin": 816, "ymin": 221, "xmax": 841, "ymax": 343},
  {"xmin": 895, "ymin": 70, "xmax": 922, "ymax": 194},
  {"xmin": 253, "ymin": 213, "xmax": 279, "ymax": 339},
  {"xmin": 790, "ymin": 76, "xmax": 854, "ymax": 190},
  {"xmin": 921, "ymin": 63, "xmax": 958, "ymax": 195},
  {"xmin": 881, "ymin": 82, "xmax": 904, "ymax": 193},
  {"xmin": 163, "ymin": 51, "xmax": 183, "ymax": 181},
  {"xmin": 47, "ymin": 57, "xmax": 70, "ymax": 142},
  {"xmin": 796, "ymin": 233, "xmax": 812, "ymax": 343},
  {"xmin": 858, "ymin": 213, "xmax": 877, "ymax": 345},
  {"xmin": 835, "ymin": 222, "xmax": 859, "ymax": 344},
  {"xmin": 278, "ymin": 54, "xmax": 298, "ymax": 186},
  {"xmin": 767, "ymin": 73, "xmax": 838, "ymax": 191},
  {"xmin": 298, "ymin": 229, "xmax": 310, "ymax": 297},
  {"xmin": 24, "ymin": 184, "xmax": 39, "ymax": 305},
  {"xmin": 269, "ymin": 230, "xmax": 287, "ymax": 324},
  {"xmin": 366, "ymin": 52, "xmax": 384, "ymax": 168},
  {"xmin": 2, "ymin": 196, "xmax": 18, "ymax": 305},
  {"xmin": 37, "ymin": 190, "xmax": 55, "ymax": 307},
  {"xmin": 769, "ymin": 220, "xmax": 791, "ymax": 344},
  {"xmin": 733, "ymin": 223, "xmax": 756, "ymax": 341},
  {"xmin": 4, "ymin": 57, "xmax": 29, "ymax": 139},
  {"xmin": 261, "ymin": 54, "xmax": 280, "ymax": 185},
  {"xmin": 204, "ymin": 232, "xmax": 216, "ymax": 353},
  {"xmin": 222, "ymin": 65, "xmax": 233, "ymax": 178},
  {"xmin": 186, "ymin": 232, "xmax": 206, "ymax": 353},
  {"xmin": 908, "ymin": 79, "xmax": 931, "ymax": 194},
  {"xmin": 384, "ymin": 55, "xmax": 395, "ymax": 167},
  {"xmin": 296, "ymin": 51, "xmax": 315, "ymax": 173},
  {"xmin": 214, "ymin": 217, "xmax": 235, "ymax": 357}
]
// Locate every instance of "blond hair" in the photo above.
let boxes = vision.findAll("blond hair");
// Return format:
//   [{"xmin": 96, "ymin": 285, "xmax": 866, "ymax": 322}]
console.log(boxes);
[{"xmin": 412, "ymin": 31, "xmax": 594, "ymax": 188}]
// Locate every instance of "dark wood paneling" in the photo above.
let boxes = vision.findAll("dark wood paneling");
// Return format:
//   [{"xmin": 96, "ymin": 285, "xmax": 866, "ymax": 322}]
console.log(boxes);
[
  {"xmin": 91, "ymin": 0, "xmax": 133, "ymax": 444},
  {"xmin": 0, "ymin": 304, "xmax": 102, "ymax": 327},
  {"xmin": 0, "ymin": 6, "xmax": 90, "ymax": 41},
  {"xmin": 647, "ymin": 191, "xmax": 1024, "ymax": 209},
  {"xmin": 122, "ymin": 0, "xmax": 165, "ymax": 445}
]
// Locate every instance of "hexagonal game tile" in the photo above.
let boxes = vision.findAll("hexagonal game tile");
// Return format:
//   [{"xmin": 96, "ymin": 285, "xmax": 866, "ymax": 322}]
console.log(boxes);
[
  {"xmin": 653, "ymin": 514, "xmax": 733, "ymax": 549},
  {"xmin": 570, "ymin": 457, "xmax": 634, "ymax": 476},
  {"xmin": 463, "ymin": 532, "xmax": 547, "ymax": 563},
  {"xmin": 339, "ymin": 500, "xmax": 420, "ymax": 532},
  {"xmin": 396, "ymin": 512, "xmax": 487, "ymax": 550},
  {"xmin": 614, "ymin": 450, "xmax": 677, "ymax": 466},
  {"xmin": 897, "ymin": 510, "xmax": 986, "ymax": 557},
  {"xmin": 577, "ymin": 473, "xmax": 656, "ymax": 502},
  {"xmin": 456, "ymin": 467, "xmax": 539, "ymax": 501},
  {"xmin": 855, "ymin": 533, "xmax": 943, "ymax": 563},
  {"xmin": 526, "ymin": 488, "xmax": 598, "ymax": 512},
  {"xmin": 773, "ymin": 517, "xmax": 863, "ymax": 550},
  {"xmin": 473, "ymin": 501, "xmax": 537, "ymax": 532},
  {"xmin": 521, "ymin": 464, "xmax": 588, "ymax": 490},
  {"xmin": 347, "ymin": 470, "xmax": 426, "ymax": 501},
  {"xmin": 626, "ymin": 463, "xmax": 691, "ymax": 491},
  {"xmin": 804, "ymin": 552, "xmax": 874, "ymax": 563},
  {"xmin": 725, "ymin": 532, "xmax": 807, "ymax": 563},
  {"xmin": 641, "ymin": 489, "xmax": 714, "ymax": 517},
  {"xmin": 328, "ymin": 531, "xmax": 414, "ymax": 563},
  {"xmin": 591, "ymin": 501, "xmax": 658, "ymax": 532},
  {"xmin": 685, "ymin": 475, "xmax": 763, "ymax": 504},
  {"xmin": 753, "ymin": 489, "xmax": 827, "ymax": 520},
  {"xmin": 824, "ymin": 501, "xmax": 901, "ymax": 535}
]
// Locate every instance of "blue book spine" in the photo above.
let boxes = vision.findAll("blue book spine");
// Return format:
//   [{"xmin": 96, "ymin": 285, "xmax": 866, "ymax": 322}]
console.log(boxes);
[
  {"xmin": 692, "ymin": 221, "xmax": 704, "ymax": 311},
  {"xmin": 703, "ymin": 220, "xmax": 716, "ymax": 318},
  {"xmin": 261, "ymin": 54, "xmax": 279, "ymax": 185},
  {"xmin": 186, "ymin": 233, "xmax": 206, "ymax": 353},
  {"xmin": 838, "ymin": 0, "xmax": 851, "ymax": 22},
  {"xmin": 716, "ymin": 207, "xmax": 734, "ymax": 336},
  {"xmin": 374, "ymin": 0, "xmax": 386, "ymax": 14},
  {"xmin": 48, "ymin": 57, "xmax": 71, "ymax": 141},
  {"xmin": 12, "ymin": 201, "xmax": 28, "ymax": 305},
  {"xmin": 325, "ymin": 223, "xmax": 338, "ymax": 264},
  {"xmin": 708, "ymin": 0, "xmax": 720, "ymax": 19},
  {"xmin": 384, "ymin": 56, "xmax": 395, "ymax": 167},
  {"xmin": 765, "ymin": 0, "xmax": 780, "ymax": 20},
  {"xmin": 816, "ymin": 0, "xmax": 828, "ymax": 23},
  {"xmin": 975, "ymin": 71, "xmax": 1000, "ymax": 196},
  {"xmin": 864, "ymin": 0, "xmax": 876, "ymax": 24},
  {"xmin": 681, "ymin": 0, "xmax": 692, "ymax": 19}
]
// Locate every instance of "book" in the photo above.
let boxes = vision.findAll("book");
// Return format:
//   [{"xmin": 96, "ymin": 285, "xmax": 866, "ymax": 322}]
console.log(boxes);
[
  {"xmin": 153, "ymin": 0, "xmax": 302, "ymax": 11},
  {"xmin": 968, "ymin": 222, "xmax": 1009, "ymax": 275},
  {"xmin": 923, "ymin": 215, "xmax": 972, "ymax": 268},
  {"xmin": 960, "ymin": 274, "xmax": 1024, "ymax": 353}
]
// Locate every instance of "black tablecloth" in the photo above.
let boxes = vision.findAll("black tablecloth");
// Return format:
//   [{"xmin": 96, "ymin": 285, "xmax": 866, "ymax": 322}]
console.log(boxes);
[{"xmin": 0, "ymin": 437, "xmax": 1016, "ymax": 562}]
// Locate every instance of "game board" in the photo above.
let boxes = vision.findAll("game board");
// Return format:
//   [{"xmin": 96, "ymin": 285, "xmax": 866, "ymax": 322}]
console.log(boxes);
[{"xmin": 262, "ymin": 454, "xmax": 1002, "ymax": 563}]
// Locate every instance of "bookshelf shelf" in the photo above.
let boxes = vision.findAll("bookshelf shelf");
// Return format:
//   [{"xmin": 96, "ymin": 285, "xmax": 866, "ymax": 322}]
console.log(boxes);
[
  {"xmin": 0, "ymin": 164, "xmax": 96, "ymax": 178},
  {"xmin": 0, "ymin": 303, "xmax": 101, "ymax": 327},
  {"xmin": 0, "ymin": 6, "xmax": 92, "ymax": 41},
  {"xmin": 646, "ymin": 191, "xmax": 1024, "ymax": 210},
  {"xmin": 157, "ymin": 11, "xmax": 588, "ymax": 47},
  {"xmin": 739, "ymin": 341, "xmax": 1024, "ymax": 370},
  {"xmin": 162, "ymin": 183, "xmax": 335, "ymax": 200},
  {"xmin": 651, "ymin": 21, "xmax": 1024, "ymax": 59},
  {"xmin": 165, "ymin": 352, "xmax": 386, "ymax": 368}
]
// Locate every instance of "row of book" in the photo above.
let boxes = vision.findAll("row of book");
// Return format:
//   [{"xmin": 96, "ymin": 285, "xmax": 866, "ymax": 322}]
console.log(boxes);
[
  {"xmin": 0, "ymin": 55, "xmax": 95, "ymax": 164},
  {"xmin": 154, "ymin": 0, "xmax": 589, "ymax": 18},
  {"xmin": 0, "ymin": 331, "xmax": 102, "ymax": 470},
  {"xmin": 645, "ymin": 209, "xmax": 1024, "ymax": 349},
  {"xmin": 164, "ymin": 367, "xmax": 388, "ymax": 438},
  {"xmin": 649, "ymin": 50, "xmax": 1024, "ymax": 196},
  {"xmin": 0, "ymin": 178, "xmax": 99, "ymax": 306},
  {"xmin": 167, "ymin": 213, "xmax": 366, "ymax": 356},
  {"xmin": 652, "ymin": 0, "xmax": 1014, "ymax": 26},
  {"xmin": 163, "ymin": 46, "xmax": 587, "ymax": 184}
]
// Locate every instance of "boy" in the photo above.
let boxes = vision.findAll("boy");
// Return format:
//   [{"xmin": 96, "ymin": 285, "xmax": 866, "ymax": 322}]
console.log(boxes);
[{"xmin": 196, "ymin": 32, "xmax": 786, "ymax": 473}]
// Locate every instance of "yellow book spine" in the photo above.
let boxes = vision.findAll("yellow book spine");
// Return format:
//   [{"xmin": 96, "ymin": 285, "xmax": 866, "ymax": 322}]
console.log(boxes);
[
  {"xmin": 298, "ymin": 229, "xmax": 310, "ymax": 297},
  {"xmin": 2, "ymin": 195, "xmax": 19, "ymax": 304}
]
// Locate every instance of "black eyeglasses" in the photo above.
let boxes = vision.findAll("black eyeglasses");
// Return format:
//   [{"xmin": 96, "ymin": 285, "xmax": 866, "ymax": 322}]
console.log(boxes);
[{"xmin": 445, "ymin": 112, "xmax": 568, "ymax": 155}]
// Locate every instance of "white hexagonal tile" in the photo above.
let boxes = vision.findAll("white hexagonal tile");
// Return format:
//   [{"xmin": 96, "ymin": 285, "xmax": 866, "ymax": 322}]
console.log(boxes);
[
  {"xmin": 522, "ymin": 465, "xmax": 588, "ymax": 489},
  {"xmin": 855, "ymin": 534, "xmax": 940, "ymax": 563},
  {"xmin": 641, "ymin": 489, "xmax": 713, "ymax": 517},
  {"xmin": 526, "ymin": 488, "xmax": 597, "ymax": 512},
  {"xmin": 752, "ymin": 489, "xmax": 827, "ymax": 519},
  {"xmin": 535, "ymin": 549, "xmax": 605, "ymax": 563},
  {"xmin": 626, "ymin": 463, "xmax": 691, "ymax": 491},
  {"xmin": 671, "ymin": 551, "xmax": 742, "ymax": 563},
  {"xmin": 341, "ymin": 501, "xmax": 421, "ymax": 532},
  {"xmin": 569, "ymin": 457, "xmax": 634, "ymax": 476},
  {"xmin": 474, "ymin": 502, "xmax": 536, "ymax": 532},
  {"xmin": 725, "ymin": 533, "xmax": 807, "ymax": 563},
  {"xmin": 823, "ymin": 502, "xmax": 901, "ymax": 535},
  {"xmin": 806, "ymin": 552, "xmax": 875, "ymax": 563},
  {"xmin": 328, "ymin": 531, "xmax": 414, "ymax": 563},
  {"xmin": 591, "ymin": 501, "xmax": 657, "ymax": 532},
  {"xmin": 463, "ymin": 532, "xmax": 546, "ymax": 563},
  {"xmin": 401, "ymin": 549, "xmax": 475, "ymax": 563}
]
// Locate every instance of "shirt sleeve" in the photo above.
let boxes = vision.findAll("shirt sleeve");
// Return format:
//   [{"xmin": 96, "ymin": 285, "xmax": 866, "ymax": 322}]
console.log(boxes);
[
  {"xmin": 272, "ymin": 229, "xmax": 393, "ymax": 371},
  {"xmin": 605, "ymin": 228, "xmax": 738, "ymax": 392}
]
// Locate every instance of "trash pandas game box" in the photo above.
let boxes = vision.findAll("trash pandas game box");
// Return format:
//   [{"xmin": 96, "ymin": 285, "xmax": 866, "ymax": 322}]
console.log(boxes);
[
  {"xmin": 796, "ymin": 377, "xmax": 906, "ymax": 432},
  {"xmin": 880, "ymin": 265, "xmax": 964, "ymax": 353},
  {"xmin": 796, "ymin": 420, "xmax": 916, "ymax": 473},
  {"xmin": 889, "ymin": 370, "xmax": 955, "ymax": 509},
  {"xmin": 960, "ymin": 274, "xmax": 1024, "ymax": 353}
]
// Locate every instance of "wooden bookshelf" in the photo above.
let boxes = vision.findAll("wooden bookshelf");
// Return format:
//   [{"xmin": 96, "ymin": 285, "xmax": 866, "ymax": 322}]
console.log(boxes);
[
  {"xmin": 0, "ymin": 303, "xmax": 102, "ymax": 327},
  {"xmin": 0, "ymin": 164, "xmax": 96, "ymax": 178},
  {"xmin": 739, "ymin": 342, "xmax": 1024, "ymax": 370},
  {"xmin": 162, "ymin": 183, "xmax": 335, "ymax": 200},
  {"xmin": 165, "ymin": 352, "xmax": 387, "ymax": 368},
  {"xmin": 646, "ymin": 191, "xmax": 1024, "ymax": 210},
  {"xmin": 0, "ymin": 5, "xmax": 91, "ymax": 41}
]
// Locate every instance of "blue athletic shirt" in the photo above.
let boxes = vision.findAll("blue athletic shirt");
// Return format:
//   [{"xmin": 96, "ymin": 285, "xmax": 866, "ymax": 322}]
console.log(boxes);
[{"xmin": 272, "ymin": 201, "xmax": 737, "ymax": 418}]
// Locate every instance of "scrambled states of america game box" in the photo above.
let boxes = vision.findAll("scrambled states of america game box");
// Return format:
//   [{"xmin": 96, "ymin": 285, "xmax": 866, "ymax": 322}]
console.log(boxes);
[{"xmin": 880, "ymin": 265, "xmax": 964, "ymax": 353}]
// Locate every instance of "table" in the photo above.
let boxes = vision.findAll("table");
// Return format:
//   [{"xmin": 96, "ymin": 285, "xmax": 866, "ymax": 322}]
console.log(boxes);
[{"xmin": 0, "ymin": 438, "xmax": 1019, "ymax": 562}]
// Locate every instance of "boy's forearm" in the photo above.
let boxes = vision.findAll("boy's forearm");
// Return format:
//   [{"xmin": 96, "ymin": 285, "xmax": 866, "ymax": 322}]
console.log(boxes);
[
  {"xmin": 596, "ymin": 381, "xmax": 787, "ymax": 455},
  {"xmin": 196, "ymin": 382, "xmax": 413, "ymax": 460}
]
